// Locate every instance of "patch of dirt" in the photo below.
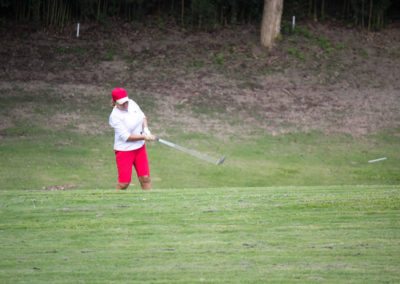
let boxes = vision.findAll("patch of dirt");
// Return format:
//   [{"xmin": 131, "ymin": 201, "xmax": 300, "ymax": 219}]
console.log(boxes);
[
  {"xmin": 0, "ymin": 20, "xmax": 399, "ymax": 137},
  {"xmin": 43, "ymin": 184, "xmax": 77, "ymax": 191}
]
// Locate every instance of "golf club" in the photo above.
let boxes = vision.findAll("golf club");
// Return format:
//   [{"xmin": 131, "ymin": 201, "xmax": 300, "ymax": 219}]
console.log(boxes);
[{"xmin": 157, "ymin": 138, "xmax": 225, "ymax": 165}]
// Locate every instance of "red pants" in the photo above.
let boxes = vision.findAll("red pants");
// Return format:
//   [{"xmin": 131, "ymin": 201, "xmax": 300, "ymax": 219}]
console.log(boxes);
[{"xmin": 114, "ymin": 145, "xmax": 150, "ymax": 183}]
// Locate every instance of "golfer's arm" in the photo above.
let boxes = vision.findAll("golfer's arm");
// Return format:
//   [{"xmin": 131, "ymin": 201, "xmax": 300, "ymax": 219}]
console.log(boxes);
[
  {"xmin": 126, "ymin": 134, "xmax": 146, "ymax": 142},
  {"xmin": 142, "ymin": 116, "xmax": 149, "ymax": 129},
  {"xmin": 125, "ymin": 115, "xmax": 150, "ymax": 141}
]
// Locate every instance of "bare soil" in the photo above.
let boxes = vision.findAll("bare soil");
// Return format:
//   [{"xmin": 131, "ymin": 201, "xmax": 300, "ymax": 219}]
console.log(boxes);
[{"xmin": 1, "ymin": 20, "xmax": 399, "ymax": 137}]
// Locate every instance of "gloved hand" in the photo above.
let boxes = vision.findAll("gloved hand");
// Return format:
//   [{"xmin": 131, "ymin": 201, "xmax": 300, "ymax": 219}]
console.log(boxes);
[
  {"xmin": 143, "ymin": 127, "xmax": 156, "ymax": 141},
  {"xmin": 143, "ymin": 127, "xmax": 152, "ymax": 136}
]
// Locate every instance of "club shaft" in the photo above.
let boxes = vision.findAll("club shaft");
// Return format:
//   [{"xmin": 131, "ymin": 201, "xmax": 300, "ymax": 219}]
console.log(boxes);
[{"xmin": 158, "ymin": 138, "xmax": 219, "ymax": 164}]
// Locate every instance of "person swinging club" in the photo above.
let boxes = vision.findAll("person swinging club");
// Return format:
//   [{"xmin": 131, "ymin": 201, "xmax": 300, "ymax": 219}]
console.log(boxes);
[{"xmin": 109, "ymin": 87, "xmax": 156, "ymax": 191}]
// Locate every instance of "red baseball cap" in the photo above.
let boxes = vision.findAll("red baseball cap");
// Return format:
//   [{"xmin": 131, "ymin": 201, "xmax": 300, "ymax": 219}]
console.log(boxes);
[{"xmin": 111, "ymin": 88, "xmax": 129, "ymax": 104}]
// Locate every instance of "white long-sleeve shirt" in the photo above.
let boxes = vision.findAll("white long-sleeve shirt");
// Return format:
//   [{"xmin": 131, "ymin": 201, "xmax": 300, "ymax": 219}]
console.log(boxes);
[{"xmin": 109, "ymin": 99, "xmax": 145, "ymax": 151}]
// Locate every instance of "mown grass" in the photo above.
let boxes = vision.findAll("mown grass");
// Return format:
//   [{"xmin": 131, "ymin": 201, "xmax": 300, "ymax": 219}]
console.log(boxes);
[
  {"xmin": 0, "ymin": 186, "xmax": 399, "ymax": 283},
  {"xmin": 0, "ymin": 127, "xmax": 400, "ymax": 189},
  {"xmin": 0, "ymin": 128, "xmax": 399, "ymax": 190}
]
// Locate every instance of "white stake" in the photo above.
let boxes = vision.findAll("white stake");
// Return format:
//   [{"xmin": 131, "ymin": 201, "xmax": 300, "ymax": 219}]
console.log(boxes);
[
  {"xmin": 76, "ymin": 22, "xmax": 80, "ymax": 38},
  {"xmin": 292, "ymin": 16, "xmax": 296, "ymax": 31},
  {"xmin": 368, "ymin": 157, "xmax": 387, "ymax": 163}
]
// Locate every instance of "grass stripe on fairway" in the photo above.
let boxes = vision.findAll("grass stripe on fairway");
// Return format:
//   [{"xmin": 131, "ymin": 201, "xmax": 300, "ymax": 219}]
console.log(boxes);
[{"xmin": 0, "ymin": 185, "xmax": 399, "ymax": 283}]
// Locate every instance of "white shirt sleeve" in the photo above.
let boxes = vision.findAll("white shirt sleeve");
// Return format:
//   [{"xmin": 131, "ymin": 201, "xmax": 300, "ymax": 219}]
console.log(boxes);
[{"xmin": 109, "ymin": 115, "xmax": 130, "ymax": 142}]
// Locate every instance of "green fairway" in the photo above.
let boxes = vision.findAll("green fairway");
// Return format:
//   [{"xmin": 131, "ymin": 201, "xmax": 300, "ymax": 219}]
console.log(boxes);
[
  {"xmin": 0, "ymin": 130, "xmax": 399, "ymax": 190},
  {"xmin": 0, "ymin": 186, "xmax": 399, "ymax": 283}
]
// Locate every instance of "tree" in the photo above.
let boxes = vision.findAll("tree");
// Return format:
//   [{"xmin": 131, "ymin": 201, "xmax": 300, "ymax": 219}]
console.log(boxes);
[{"xmin": 260, "ymin": 0, "xmax": 284, "ymax": 49}]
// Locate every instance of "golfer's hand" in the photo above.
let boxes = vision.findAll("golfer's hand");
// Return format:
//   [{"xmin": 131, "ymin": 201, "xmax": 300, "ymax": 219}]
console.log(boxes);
[
  {"xmin": 143, "ymin": 127, "xmax": 152, "ymax": 136},
  {"xmin": 144, "ymin": 134, "xmax": 156, "ymax": 141}
]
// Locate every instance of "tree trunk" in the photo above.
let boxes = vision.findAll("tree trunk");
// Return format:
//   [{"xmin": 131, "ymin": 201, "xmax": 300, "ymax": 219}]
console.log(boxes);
[
  {"xmin": 368, "ymin": 0, "xmax": 373, "ymax": 31},
  {"xmin": 260, "ymin": 0, "xmax": 284, "ymax": 49},
  {"xmin": 181, "ymin": 0, "xmax": 185, "ymax": 27},
  {"xmin": 31, "ymin": 0, "xmax": 41, "ymax": 28},
  {"xmin": 321, "ymin": 0, "xmax": 325, "ymax": 21}
]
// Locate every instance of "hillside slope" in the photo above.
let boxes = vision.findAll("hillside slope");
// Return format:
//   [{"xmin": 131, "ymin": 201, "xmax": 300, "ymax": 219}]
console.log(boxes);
[{"xmin": 0, "ymin": 21, "xmax": 399, "ymax": 137}]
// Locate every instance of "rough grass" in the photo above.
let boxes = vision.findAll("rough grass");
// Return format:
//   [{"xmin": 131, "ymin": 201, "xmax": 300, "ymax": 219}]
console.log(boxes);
[{"xmin": 1, "ymin": 186, "xmax": 399, "ymax": 283}]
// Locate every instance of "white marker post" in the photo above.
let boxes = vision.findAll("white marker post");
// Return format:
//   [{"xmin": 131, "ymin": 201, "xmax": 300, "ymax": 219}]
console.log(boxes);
[
  {"xmin": 368, "ymin": 157, "xmax": 387, "ymax": 163},
  {"xmin": 76, "ymin": 22, "xmax": 80, "ymax": 38},
  {"xmin": 292, "ymin": 16, "xmax": 296, "ymax": 32}
]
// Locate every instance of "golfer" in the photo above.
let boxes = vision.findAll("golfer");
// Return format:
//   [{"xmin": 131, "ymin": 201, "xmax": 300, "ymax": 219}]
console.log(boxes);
[{"xmin": 109, "ymin": 87, "xmax": 156, "ymax": 191}]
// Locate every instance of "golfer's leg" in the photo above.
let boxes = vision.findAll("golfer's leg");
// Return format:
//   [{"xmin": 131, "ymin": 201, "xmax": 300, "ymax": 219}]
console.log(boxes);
[
  {"xmin": 117, "ymin": 182, "xmax": 130, "ymax": 190},
  {"xmin": 134, "ymin": 145, "xmax": 151, "ymax": 190},
  {"xmin": 138, "ymin": 176, "xmax": 151, "ymax": 190},
  {"xmin": 115, "ymin": 150, "xmax": 133, "ymax": 190}
]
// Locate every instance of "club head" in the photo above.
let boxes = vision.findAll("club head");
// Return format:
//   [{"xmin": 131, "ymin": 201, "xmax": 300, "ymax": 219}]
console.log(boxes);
[{"xmin": 216, "ymin": 156, "xmax": 226, "ymax": 165}]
